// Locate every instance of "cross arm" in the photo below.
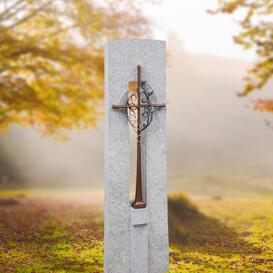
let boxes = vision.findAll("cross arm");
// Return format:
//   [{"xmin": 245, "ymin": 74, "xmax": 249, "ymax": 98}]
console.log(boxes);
[{"xmin": 112, "ymin": 103, "xmax": 166, "ymax": 109}]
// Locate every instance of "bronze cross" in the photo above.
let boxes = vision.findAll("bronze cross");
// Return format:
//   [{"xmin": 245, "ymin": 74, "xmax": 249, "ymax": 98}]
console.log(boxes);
[{"xmin": 112, "ymin": 65, "xmax": 165, "ymax": 209}]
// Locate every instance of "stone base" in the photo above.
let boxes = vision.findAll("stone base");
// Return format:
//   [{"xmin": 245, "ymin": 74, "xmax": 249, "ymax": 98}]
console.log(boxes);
[{"xmin": 130, "ymin": 207, "xmax": 149, "ymax": 273}]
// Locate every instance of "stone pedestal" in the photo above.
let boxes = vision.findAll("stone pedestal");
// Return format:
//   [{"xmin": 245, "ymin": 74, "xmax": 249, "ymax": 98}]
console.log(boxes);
[{"xmin": 104, "ymin": 39, "xmax": 168, "ymax": 273}]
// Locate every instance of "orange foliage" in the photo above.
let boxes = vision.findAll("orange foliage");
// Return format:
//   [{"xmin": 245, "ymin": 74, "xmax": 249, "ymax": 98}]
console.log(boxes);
[
  {"xmin": 213, "ymin": 0, "xmax": 273, "ymax": 114},
  {"xmin": 0, "ymin": 0, "xmax": 153, "ymax": 138}
]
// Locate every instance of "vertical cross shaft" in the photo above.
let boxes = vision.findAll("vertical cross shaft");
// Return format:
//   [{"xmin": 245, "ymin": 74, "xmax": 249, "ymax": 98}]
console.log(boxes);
[{"xmin": 132, "ymin": 65, "xmax": 146, "ymax": 209}]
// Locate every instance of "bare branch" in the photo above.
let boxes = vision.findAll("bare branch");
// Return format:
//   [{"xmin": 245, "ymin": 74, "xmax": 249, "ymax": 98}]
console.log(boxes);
[
  {"xmin": 0, "ymin": 2, "xmax": 29, "ymax": 24},
  {"xmin": 0, "ymin": 0, "xmax": 25, "ymax": 21},
  {"xmin": 2, "ymin": 0, "xmax": 56, "ymax": 31}
]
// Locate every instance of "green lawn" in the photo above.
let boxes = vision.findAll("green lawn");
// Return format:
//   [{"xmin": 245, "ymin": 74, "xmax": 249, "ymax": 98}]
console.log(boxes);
[
  {"xmin": 0, "ymin": 190, "xmax": 272, "ymax": 272},
  {"xmin": 168, "ymin": 193, "xmax": 273, "ymax": 272}
]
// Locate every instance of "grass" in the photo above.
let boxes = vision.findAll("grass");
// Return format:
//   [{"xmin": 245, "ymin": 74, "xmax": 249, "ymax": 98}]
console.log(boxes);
[
  {"xmin": 168, "ymin": 193, "xmax": 273, "ymax": 272},
  {"xmin": 0, "ymin": 190, "xmax": 272, "ymax": 272}
]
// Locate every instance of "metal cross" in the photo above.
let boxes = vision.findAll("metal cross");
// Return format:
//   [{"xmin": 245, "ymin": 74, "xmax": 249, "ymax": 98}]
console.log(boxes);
[{"xmin": 112, "ymin": 65, "xmax": 166, "ymax": 209}]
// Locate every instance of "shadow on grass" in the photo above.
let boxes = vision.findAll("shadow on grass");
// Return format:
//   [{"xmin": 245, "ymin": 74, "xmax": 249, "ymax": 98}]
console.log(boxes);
[
  {"xmin": 168, "ymin": 193, "xmax": 261, "ymax": 256},
  {"xmin": 0, "ymin": 198, "xmax": 19, "ymax": 206}
]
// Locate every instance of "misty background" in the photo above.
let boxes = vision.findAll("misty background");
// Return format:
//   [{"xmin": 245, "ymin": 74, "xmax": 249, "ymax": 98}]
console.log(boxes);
[{"xmin": 1, "ymin": 36, "xmax": 272, "ymax": 196}]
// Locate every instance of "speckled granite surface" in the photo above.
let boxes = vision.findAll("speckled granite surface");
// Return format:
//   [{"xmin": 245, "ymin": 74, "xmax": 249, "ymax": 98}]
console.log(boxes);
[{"xmin": 104, "ymin": 39, "xmax": 168, "ymax": 273}]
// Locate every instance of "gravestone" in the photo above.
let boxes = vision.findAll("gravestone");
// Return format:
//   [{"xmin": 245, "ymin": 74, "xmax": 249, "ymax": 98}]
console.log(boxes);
[{"xmin": 104, "ymin": 39, "xmax": 168, "ymax": 273}]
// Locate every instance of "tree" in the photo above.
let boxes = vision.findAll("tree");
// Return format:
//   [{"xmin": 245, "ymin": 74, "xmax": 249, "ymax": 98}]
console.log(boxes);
[
  {"xmin": 0, "ymin": 0, "xmax": 152, "ymax": 138},
  {"xmin": 212, "ymin": 0, "xmax": 273, "ymax": 114}
]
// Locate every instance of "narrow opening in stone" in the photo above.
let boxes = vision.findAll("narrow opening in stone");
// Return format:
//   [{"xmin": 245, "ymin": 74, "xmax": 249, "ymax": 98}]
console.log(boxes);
[
  {"xmin": 129, "ymin": 124, "xmax": 137, "ymax": 202},
  {"xmin": 128, "ymin": 79, "xmax": 147, "ymax": 207},
  {"xmin": 128, "ymin": 81, "xmax": 138, "ymax": 202}
]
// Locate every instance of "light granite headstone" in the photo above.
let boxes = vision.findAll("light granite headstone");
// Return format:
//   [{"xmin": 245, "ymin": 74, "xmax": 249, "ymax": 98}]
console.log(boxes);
[{"xmin": 104, "ymin": 39, "xmax": 168, "ymax": 273}]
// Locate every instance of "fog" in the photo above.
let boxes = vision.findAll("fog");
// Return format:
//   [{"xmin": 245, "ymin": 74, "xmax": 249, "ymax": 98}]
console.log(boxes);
[{"xmin": 1, "ymin": 39, "xmax": 273, "ymax": 193}]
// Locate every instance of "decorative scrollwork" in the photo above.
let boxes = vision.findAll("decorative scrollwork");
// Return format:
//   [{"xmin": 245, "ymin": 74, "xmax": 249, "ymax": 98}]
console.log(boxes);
[{"xmin": 127, "ymin": 81, "xmax": 155, "ymax": 137}]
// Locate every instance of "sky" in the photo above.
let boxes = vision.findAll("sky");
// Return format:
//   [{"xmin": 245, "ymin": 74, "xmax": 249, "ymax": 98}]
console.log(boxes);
[{"xmin": 147, "ymin": 0, "xmax": 255, "ymax": 61}]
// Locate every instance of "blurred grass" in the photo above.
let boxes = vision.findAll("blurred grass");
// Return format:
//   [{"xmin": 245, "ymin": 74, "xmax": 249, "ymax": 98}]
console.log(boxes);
[
  {"xmin": 0, "ymin": 188, "xmax": 104, "ymax": 198},
  {"xmin": 0, "ymin": 190, "xmax": 272, "ymax": 272},
  {"xmin": 168, "ymin": 193, "xmax": 273, "ymax": 272},
  {"xmin": 169, "ymin": 166, "xmax": 273, "ymax": 197}
]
